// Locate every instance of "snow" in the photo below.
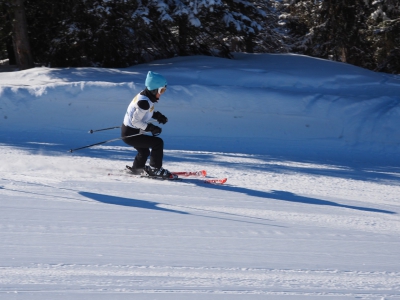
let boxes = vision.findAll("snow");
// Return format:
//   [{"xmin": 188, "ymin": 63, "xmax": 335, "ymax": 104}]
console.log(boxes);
[{"xmin": 1, "ymin": 53, "xmax": 400, "ymax": 299}]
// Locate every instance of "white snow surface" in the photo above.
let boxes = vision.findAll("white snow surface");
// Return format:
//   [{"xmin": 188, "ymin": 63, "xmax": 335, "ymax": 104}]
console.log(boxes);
[{"xmin": 1, "ymin": 53, "xmax": 400, "ymax": 299}]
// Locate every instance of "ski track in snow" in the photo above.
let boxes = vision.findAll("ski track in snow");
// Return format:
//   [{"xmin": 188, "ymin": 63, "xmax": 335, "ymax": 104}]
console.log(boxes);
[{"xmin": 1, "ymin": 264, "xmax": 400, "ymax": 297}]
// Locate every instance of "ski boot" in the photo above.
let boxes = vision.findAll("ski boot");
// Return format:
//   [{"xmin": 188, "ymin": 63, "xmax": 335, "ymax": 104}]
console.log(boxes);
[
  {"xmin": 126, "ymin": 165, "xmax": 145, "ymax": 175},
  {"xmin": 143, "ymin": 166, "xmax": 178, "ymax": 180}
]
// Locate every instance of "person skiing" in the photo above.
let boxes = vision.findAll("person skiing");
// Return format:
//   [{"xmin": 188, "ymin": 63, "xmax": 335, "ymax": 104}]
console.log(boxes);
[{"xmin": 121, "ymin": 71, "xmax": 176, "ymax": 179}]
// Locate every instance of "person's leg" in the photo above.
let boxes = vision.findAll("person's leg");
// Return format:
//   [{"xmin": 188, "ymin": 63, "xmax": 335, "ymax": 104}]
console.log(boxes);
[
  {"xmin": 121, "ymin": 125, "xmax": 164, "ymax": 169},
  {"xmin": 121, "ymin": 125, "xmax": 146, "ymax": 169},
  {"xmin": 149, "ymin": 137, "xmax": 164, "ymax": 168},
  {"xmin": 132, "ymin": 147, "xmax": 150, "ymax": 169},
  {"xmin": 131, "ymin": 135, "xmax": 164, "ymax": 169}
]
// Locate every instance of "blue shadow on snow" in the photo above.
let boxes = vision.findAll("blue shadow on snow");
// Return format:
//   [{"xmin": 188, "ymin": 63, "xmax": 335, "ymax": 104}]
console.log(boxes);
[
  {"xmin": 79, "ymin": 191, "xmax": 189, "ymax": 215},
  {"xmin": 202, "ymin": 184, "xmax": 396, "ymax": 215},
  {"xmin": 267, "ymin": 190, "xmax": 396, "ymax": 214}
]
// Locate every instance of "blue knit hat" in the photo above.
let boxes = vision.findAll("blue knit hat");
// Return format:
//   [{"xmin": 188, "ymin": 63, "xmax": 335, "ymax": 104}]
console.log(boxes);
[{"xmin": 145, "ymin": 71, "xmax": 167, "ymax": 91}]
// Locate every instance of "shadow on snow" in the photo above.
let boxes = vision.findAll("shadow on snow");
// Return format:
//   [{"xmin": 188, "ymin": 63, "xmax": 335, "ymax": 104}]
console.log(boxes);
[
  {"xmin": 78, "ymin": 190, "xmax": 284, "ymax": 227},
  {"xmin": 79, "ymin": 191, "xmax": 188, "ymax": 215},
  {"xmin": 188, "ymin": 182, "xmax": 397, "ymax": 215},
  {"xmin": 81, "ymin": 180, "xmax": 396, "ymax": 215},
  {"xmin": 266, "ymin": 190, "xmax": 396, "ymax": 214}
]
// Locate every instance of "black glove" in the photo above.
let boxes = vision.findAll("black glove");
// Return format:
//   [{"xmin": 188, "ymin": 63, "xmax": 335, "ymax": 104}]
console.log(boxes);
[
  {"xmin": 145, "ymin": 123, "xmax": 162, "ymax": 136},
  {"xmin": 153, "ymin": 111, "xmax": 168, "ymax": 124}
]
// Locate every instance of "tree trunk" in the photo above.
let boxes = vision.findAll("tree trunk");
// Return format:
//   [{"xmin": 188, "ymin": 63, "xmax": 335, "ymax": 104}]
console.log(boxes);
[
  {"xmin": 245, "ymin": 34, "xmax": 254, "ymax": 53},
  {"xmin": 6, "ymin": 36, "xmax": 17, "ymax": 65},
  {"xmin": 11, "ymin": 0, "xmax": 34, "ymax": 70},
  {"xmin": 341, "ymin": 47, "xmax": 347, "ymax": 63},
  {"xmin": 178, "ymin": 17, "xmax": 188, "ymax": 56}
]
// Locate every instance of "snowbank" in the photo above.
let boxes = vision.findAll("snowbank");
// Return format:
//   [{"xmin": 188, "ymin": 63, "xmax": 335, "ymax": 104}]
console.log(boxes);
[{"xmin": 1, "ymin": 53, "xmax": 399, "ymax": 162}]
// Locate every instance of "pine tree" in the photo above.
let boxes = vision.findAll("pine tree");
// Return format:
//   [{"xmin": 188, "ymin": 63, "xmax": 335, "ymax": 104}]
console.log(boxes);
[
  {"xmin": 368, "ymin": 0, "xmax": 400, "ymax": 73},
  {"xmin": 218, "ymin": 0, "xmax": 287, "ymax": 53},
  {"xmin": 0, "ymin": 0, "xmax": 14, "ymax": 63},
  {"xmin": 142, "ymin": 0, "xmax": 283, "ymax": 56},
  {"xmin": 25, "ymin": 0, "xmax": 151, "ymax": 67},
  {"xmin": 278, "ymin": 0, "xmax": 320, "ymax": 50},
  {"xmin": 282, "ymin": 0, "xmax": 375, "ymax": 69},
  {"xmin": 7, "ymin": 0, "xmax": 286, "ymax": 67}
]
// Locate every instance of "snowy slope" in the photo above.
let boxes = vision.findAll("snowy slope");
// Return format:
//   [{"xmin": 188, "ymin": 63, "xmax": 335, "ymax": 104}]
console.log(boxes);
[{"xmin": 1, "ymin": 54, "xmax": 400, "ymax": 299}]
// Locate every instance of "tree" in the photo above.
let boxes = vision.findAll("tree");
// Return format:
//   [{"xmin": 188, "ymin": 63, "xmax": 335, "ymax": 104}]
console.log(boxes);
[
  {"xmin": 11, "ymin": 0, "xmax": 286, "ymax": 67},
  {"xmin": 141, "ymin": 0, "xmax": 283, "ymax": 56},
  {"xmin": 11, "ymin": 0, "xmax": 34, "ymax": 69},
  {"xmin": 24, "ymin": 0, "xmax": 149, "ymax": 67},
  {"xmin": 277, "ymin": 0, "xmax": 320, "ymax": 52},
  {"xmin": 0, "ymin": 0, "xmax": 13, "ymax": 63},
  {"xmin": 197, "ymin": 0, "xmax": 286, "ymax": 54},
  {"xmin": 367, "ymin": 0, "xmax": 400, "ymax": 73},
  {"xmin": 282, "ymin": 0, "xmax": 375, "ymax": 69}
]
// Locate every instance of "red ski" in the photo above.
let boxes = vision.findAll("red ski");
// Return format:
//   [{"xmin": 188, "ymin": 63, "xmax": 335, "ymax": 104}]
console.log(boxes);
[
  {"xmin": 204, "ymin": 178, "xmax": 227, "ymax": 184},
  {"xmin": 108, "ymin": 168, "xmax": 227, "ymax": 184},
  {"xmin": 168, "ymin": 170, "xmax": 227, "ymax": 184},
  {"xmin": 171, "ymin": 170, "xmax": 207, "ymax": 177}
]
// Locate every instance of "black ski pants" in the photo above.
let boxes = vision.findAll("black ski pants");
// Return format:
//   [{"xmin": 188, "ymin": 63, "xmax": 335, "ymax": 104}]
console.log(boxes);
[{"xmin": 121, "ymin": 124, "xmax": 164, "ymax": 169}]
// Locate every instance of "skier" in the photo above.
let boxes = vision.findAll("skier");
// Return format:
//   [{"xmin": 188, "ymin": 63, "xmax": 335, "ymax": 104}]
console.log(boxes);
[{"xmin": 121, "ymin": 71, "xmax": 176, "ymax": 179}]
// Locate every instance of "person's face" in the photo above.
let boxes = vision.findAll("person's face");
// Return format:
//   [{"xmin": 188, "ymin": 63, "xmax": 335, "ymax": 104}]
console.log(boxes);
[{"xmin": 157, "ymin": 85, "xmax": 167, "ymax": 97}]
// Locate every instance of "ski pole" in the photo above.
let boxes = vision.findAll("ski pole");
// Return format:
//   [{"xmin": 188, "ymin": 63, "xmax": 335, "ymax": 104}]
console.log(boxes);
[
  {"xmin": 88, "ymin": 126, "xmax": 121, "ymax": 134},
  {"xmin": 68, "ymin": 133, "xmax": 143, "ymax": 153}
]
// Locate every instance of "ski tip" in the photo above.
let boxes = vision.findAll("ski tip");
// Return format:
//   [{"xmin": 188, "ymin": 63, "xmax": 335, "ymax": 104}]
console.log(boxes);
[{"xmin": 205, "ymin": 178, "xmax": 227, "ymax": 184}]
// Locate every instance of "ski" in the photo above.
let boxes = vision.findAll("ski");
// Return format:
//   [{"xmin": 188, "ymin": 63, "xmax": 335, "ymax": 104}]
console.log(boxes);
[
  {"xmin": 108, "ymin": 168, "xmax": 226, "ymax": 184},
  {"xmin": 171, "ymin": 170, "xmax": 207, "ymax": 177},
  {"xmin": 204, "ymin": 178, "xmax": 227, "ymax": 184},
  {"xmin": 139, "ymin": 174, "xmax": 180, "ymax": 181},
  {"xmin": 108, "ymin": 172, "xmax": 177, "ymax": 180},
  {"xmin": 138, "ymin": 174, "xmax": 227, "ymax": 184}
]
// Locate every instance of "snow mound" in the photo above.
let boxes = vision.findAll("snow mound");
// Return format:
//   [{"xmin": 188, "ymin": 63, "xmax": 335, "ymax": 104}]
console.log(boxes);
[{"xmin": 1, "ymin": 53, "xmax": 400, "ymax": 162}]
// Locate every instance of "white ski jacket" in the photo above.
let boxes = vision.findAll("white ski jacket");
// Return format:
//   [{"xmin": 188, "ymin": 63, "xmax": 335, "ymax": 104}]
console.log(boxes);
[{"xmin": 123, "ymin": 93, "xmax": 155, "ymax": 130}]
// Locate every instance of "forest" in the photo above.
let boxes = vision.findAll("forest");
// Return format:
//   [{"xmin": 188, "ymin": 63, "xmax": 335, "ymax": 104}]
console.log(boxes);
[{"xmin": 1, "ymin": 0, "xmax": 399, "ymax": 74}]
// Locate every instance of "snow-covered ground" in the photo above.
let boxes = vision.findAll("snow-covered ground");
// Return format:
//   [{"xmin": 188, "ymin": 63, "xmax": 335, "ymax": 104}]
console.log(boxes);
[{"xmin": 1, "ymin": 53, "xmax": 400, "ymax": 299}]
